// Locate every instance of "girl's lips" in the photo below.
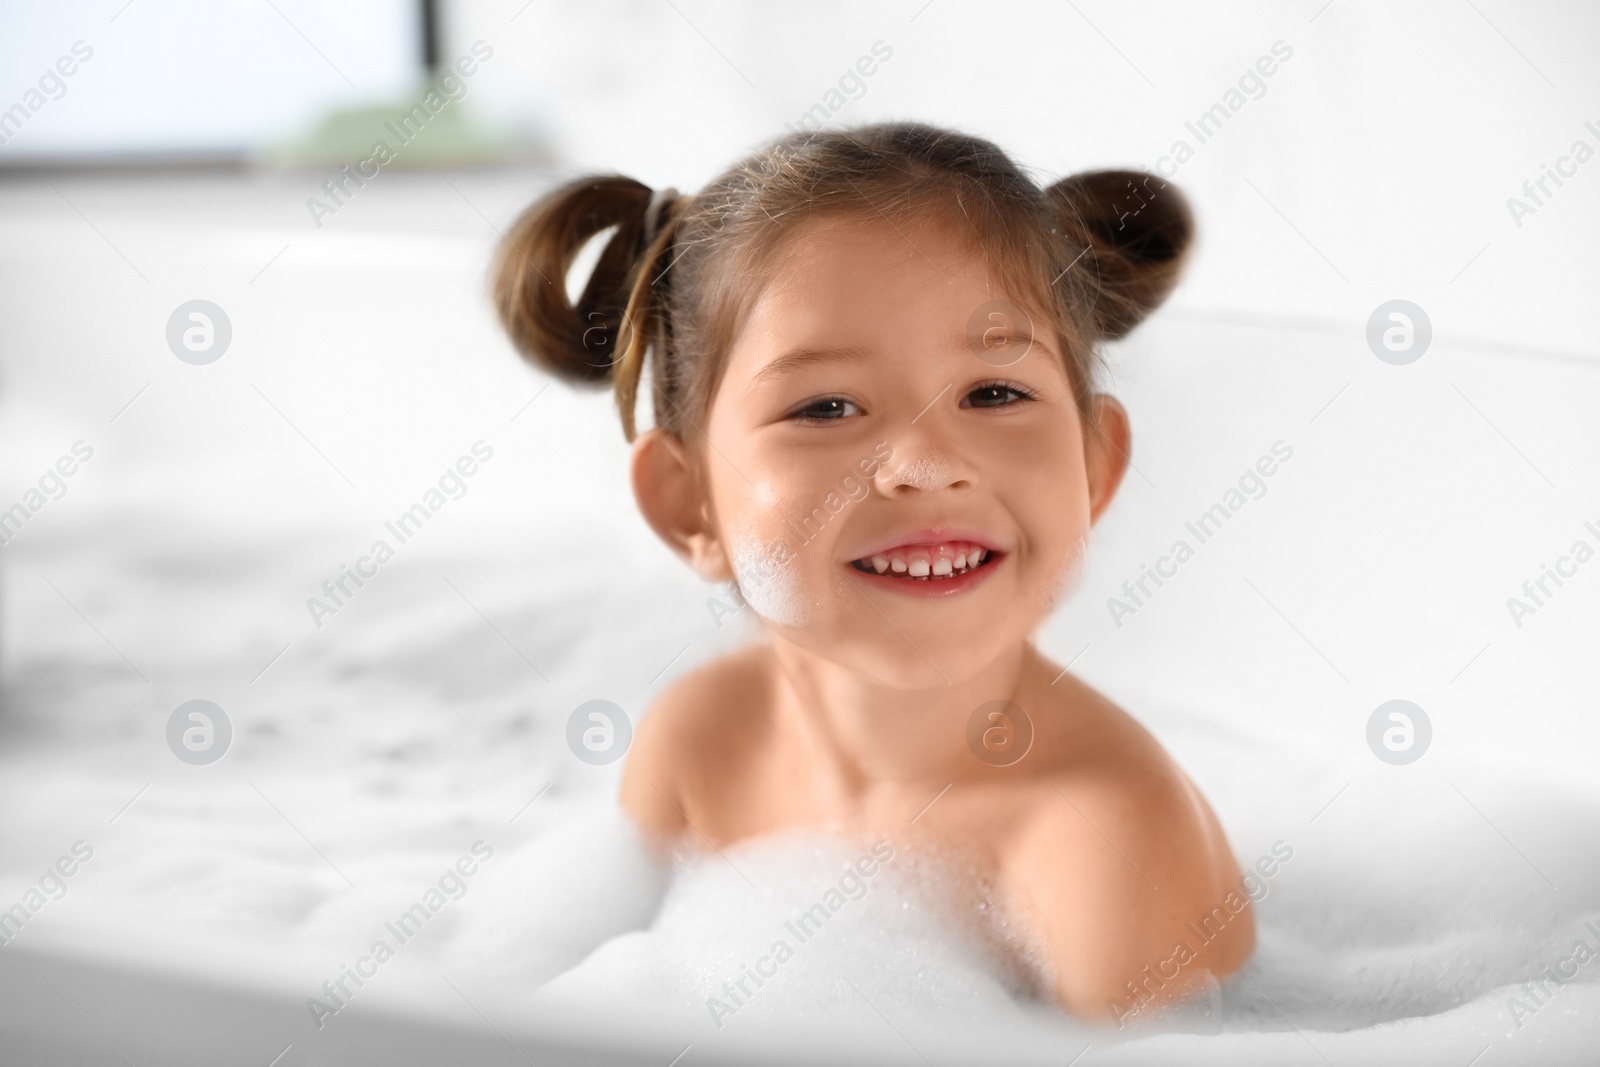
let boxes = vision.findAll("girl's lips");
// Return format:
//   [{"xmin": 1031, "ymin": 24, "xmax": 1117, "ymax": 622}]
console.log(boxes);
[
  {"xmin": 847, "ymin": 527, "xmax": 1003, "ymax": 560},
  {"xmin": 844, "ymin": 542, "xmax": 1005, "ymax": 598}
]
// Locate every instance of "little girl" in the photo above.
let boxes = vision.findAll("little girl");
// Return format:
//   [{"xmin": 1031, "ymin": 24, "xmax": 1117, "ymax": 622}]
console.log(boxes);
[{"xmin": 491, "ymin": 121, "xmax": 1254, "ymax": 1024}]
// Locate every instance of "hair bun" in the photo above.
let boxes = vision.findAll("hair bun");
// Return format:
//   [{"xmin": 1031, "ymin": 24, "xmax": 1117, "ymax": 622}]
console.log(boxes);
[
  {"xmin": 492, "ymin": 174, "xmax": 656, "ymax": 385},
  {"xmin": 1046, "ymin": 170, "xmax": 1194, "ymax": 340}
]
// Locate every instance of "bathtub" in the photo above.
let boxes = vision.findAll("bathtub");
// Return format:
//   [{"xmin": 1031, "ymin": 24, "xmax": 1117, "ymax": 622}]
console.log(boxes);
[{"xmin": 0, "ymin": 170, "xmax": 1597, "ymax": 1064}]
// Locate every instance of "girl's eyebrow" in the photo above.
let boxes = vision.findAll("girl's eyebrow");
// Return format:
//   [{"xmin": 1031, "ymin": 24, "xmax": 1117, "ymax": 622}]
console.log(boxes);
[
  {"xmin": 748, "ymin": 345, "xmax": 873, "ymax": 390},
  {"xmin": 963, "ymin": 325, "xmax": 1056, "ymax": 362}
]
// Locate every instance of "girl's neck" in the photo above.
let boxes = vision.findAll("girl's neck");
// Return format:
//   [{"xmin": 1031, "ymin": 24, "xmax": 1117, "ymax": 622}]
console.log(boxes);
[{"xmin": 765, "ymin": 635, "xmax": 1039, "ymax": 793}]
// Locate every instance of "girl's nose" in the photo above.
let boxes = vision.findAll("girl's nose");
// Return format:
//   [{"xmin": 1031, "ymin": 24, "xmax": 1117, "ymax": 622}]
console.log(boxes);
[{"xmin": 877, "ymin": 437, "xmax": 978, "ymax": 495}]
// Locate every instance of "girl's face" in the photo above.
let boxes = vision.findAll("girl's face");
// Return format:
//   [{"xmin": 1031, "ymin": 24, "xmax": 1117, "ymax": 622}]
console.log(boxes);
[{"xmin": 696, "ymin": 214, "xmax": 1123, "ymax": 687}]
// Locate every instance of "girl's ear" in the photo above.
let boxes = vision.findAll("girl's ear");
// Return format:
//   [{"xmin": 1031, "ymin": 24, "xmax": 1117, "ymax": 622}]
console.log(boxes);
[
  {"xmin": 631, "ymin": 428, "xmax": 733, "ymax": 582},
  {"xmin": 1085, "ymin": 395, "xmax": 1131, "ymax": 525}
]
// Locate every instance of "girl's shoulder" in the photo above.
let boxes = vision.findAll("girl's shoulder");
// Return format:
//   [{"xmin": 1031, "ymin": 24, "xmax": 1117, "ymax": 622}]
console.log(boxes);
[
  {"xmin": 617, "ymin": 642, "xmax": 778, "ymax": 840},
  {"xmin": 999, "ymin": 669, "xmax": 1255, "ymax": 1016},
  {"xmin": 1018, "ymin": 670, "xmax": 1238, "ymax": 893}
]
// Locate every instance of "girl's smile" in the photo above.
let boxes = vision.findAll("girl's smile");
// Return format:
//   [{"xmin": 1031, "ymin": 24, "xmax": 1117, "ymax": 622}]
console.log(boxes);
[{"xmin": 845, "ymin": 535, "xmax": 1003, "ymax": 596}]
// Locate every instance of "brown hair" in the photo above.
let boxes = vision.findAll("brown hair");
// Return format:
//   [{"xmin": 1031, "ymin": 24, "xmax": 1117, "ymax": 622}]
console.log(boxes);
[{"xmin": 492, "ymin": 122, "xmax": 1192, "ymax": 442}]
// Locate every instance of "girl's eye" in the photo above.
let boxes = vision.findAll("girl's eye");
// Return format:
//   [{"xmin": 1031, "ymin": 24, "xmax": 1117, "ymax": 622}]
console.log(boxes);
[
  {"xmin": 961, "ymin": 381, "xmax": 1038, "ymax": 409},
  {"xmin": 788, "ymin": 396, "xmax": 862, "ymax": 423}
]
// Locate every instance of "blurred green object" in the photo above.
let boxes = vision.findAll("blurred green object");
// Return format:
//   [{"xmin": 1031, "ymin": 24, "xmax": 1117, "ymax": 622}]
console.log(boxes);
[{"xmin": 256, "ymin": 74, "xmax": 551, "ymax": 168}]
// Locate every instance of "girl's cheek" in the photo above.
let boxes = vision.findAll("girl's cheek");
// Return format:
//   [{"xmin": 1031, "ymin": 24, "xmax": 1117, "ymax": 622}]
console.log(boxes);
[
  {"xmin": 728, "ymin": 522, "xmax": 811, "ymax": 628},
  {"xmin": 741, "ymin": 480, "xmax": 806, "ymax": 542},
  {"xmin": 1043, "ymin": 530, "xmax": 1093, "ymax": 614},
  {"xmin": 752, "ymin": 480, "xmax": 781, "ymax": 511},
  {"xmin": 719, "ymin": 479, "xmax": 825, "ymax": 629}
]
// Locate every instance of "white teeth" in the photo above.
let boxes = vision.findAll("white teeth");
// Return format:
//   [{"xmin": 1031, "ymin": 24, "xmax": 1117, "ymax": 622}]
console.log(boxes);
[{"xmin": 856, "ymin": 544, "xmax": 994, "ymax": 578}]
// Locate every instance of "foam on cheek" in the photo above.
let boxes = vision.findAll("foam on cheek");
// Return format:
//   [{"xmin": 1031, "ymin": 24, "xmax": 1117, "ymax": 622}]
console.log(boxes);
[{"xmin": 729, "ymin": 523, "xmax": 810, "ymax": 627}]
